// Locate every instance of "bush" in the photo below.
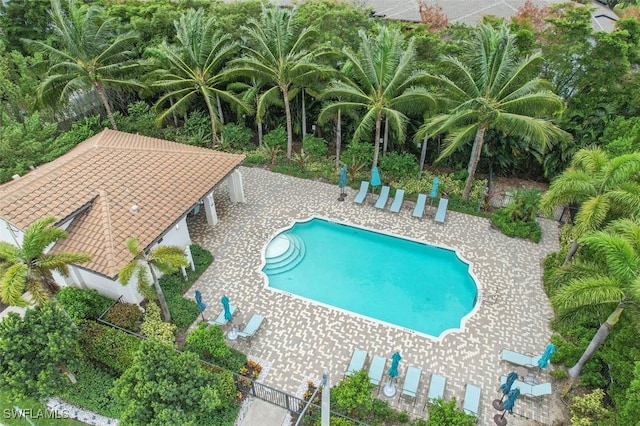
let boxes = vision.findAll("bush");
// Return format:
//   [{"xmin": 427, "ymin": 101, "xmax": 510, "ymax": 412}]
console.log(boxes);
[
  {"xmin": 244, "ymin": 150, "xmax": 269, "ymax": 165},
  {"xmin": 341, "ymin": 140, "xmax": 373, "ymax": 167},
  {"xmin": 43, "ymin": 116, "xmax": 102, "ymax": 163},
  {"xmin": 166, "ymin": 295, "xmax": 200, "ymax": 332},
  {"xmin": 302, "ymin": 135, "xmax": 329, "ymax": 159},
  {"xmin": 183, "ymin": 323, "xmax": 231, "ymax": 362},
  {"xmin": 56, "ymin": 287, "xmax": 113, "ymax": 321},
  {"xmin": 331, "ymin": 370, "xmax": 374, "ymax": 417},
  {"xmin": 102, "ymin": 302, "xmax": 143, "ymax": 332},
  {"xmin": 78, "ymin": 321, "xmax": 141, "ymax": 373},
  {"xmin": 425, "ymin": 398, "xmax": 476, "ymax": 425},
  {"xmin": 218, "ymin": 348, "xmax": 248, "ymax": 373},
  {"xmin": 114, "ymin": 101, "xmax": 164, "ymax": 138},
  {"xmin": 221, "ymin": 123, "xmax": 254, "ymax": 151},
  {"xmin": 263, "ymin": 126, "xmax": 287, "ymax": 150},
  {"xmin": 570, "ymin": 389, "xmax": 612, "ymax": 426},
  {"xmin": 191, "ymin": 244, "xmax": 213, "ymax": 271},
  {"xmin": 176, "ymin": 110, "xmax": 211, "ymax": 147},
  {"xmin": 379, "ymin": 152, "xmax": 419, "ymax": 181},
  {"xmin": 141, "ymin": 302, "xmax": 177, "ymax": 345},
  {"xmin": 491, "ymin": 208, "xmax": 542, "ymax": 242}
]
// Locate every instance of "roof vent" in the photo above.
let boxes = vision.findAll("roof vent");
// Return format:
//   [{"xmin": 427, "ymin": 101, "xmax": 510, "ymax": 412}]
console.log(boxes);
[
  {"xmin": 130, "ymin": 204, "xmax": 139, "ymax": 214},
  {"xmin": 11, "ymin": 174, "xmax": 20, "ymax": 180}
]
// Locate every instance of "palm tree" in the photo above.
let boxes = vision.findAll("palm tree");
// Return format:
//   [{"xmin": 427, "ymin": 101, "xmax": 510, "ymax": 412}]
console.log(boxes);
[
  {"xmin": 232, "ymin": 5, "xmax": 333, "ymax": 160},
  {"xmin": 27, "ymin": 0, "xmax": 142, "ymax": 130},
  {"xmin": 118, "ymin": 237, "xmax": 189, "ymax": 322},
  {"xmin": 147, "ymin": 9, "xmax": 249, "ymax": 147},
  {"xmin": 319, "ymin": 25, "xmax": 436, "ymax": 170},
  {"xmin": 540, "ymin": 148, "xmax": 640, "ymax": 265},
  {"xmin": 550, "ymin": 218, "xmax": 640, "ymax": 377},
  {"xmin": 0, "ymin": 216, "xmax": 91, "ymax": 307},
  {"xmin": 416, "ymin": 23, "xmax": 569, "ymax": 200}
]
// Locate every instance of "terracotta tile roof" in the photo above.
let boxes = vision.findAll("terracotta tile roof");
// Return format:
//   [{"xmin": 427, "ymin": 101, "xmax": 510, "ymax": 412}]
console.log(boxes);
[{"xmin": 0, "ymin": 129, "xmax": 245, "ymax": 277}]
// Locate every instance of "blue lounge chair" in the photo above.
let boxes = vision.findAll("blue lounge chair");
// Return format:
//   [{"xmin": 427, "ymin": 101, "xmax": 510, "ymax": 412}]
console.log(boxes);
[
  {"xmin": 236, "ymin": 313, "xmax": 264, "ymax": 340},
  {"xmin": 462, "ymin": 383, "xmax": 481, "ymax": 417},
  {"xmin": 389, "ymin": 189, "xmax": 405, "ymax": 213},
  {"xmin": 346, "ymin": 349, "xmax": 367, "ymax": 377},
  {"xmin": 374, "ymin": 186, "xmax": 390, "ymax": 209},
  {"xmin": 401, "ymin": 366, "xmax": 422, "ymax": 402},
  {"xmin": 434, "ymin": 198, "xmax": 449, "ymax": 224},
  {"xmin": 500, "ymin": 376, "xmax": 552, "ymax": 397},
  {"xmin": 500, "ymin": 349, "xmax": 542, "ymax": 368},
  {"xmin": 208, "ymin": 305, "xmax": 237, "ymax": 326},
  {"xmin": 353, "ymin": 181, "xmax": 369, "ymax": 204},
  {"xmin": 427, "ymin": 374, "xmax": 447, "ymax": 405},
  {"xmin": 412, "ymin": 193, "xmax": 427, "ymax": 218},
  {"xmin": 368, "ymin": 355, "xmax": 386, "ymax": 387}
]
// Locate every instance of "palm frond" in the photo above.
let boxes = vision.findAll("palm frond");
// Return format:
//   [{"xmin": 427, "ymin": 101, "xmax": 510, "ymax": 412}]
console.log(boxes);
[
  {"xmin": 552, "ymin": 276, "xmax": 625, "ymax": 310},
  {"xmin": 0, "ymin": 263, "xmax": 28, "ymax": 306}
]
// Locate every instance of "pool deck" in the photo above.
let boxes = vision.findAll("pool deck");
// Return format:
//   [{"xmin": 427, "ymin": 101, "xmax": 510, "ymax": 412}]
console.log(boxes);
[{"xmin": 188, "ymin": 166, "xmax": 560, "ymax": 426}]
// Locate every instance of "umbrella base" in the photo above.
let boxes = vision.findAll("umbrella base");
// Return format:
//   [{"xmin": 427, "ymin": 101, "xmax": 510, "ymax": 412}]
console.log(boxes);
[
  {"xmin": 227, "ymin": 327, "xmax": 239, "ymax": 341},
  {"xmin": 338, "ymin": 191, "xmax": 346, "ymax": 201},
  {"xmin": 492, "ymin": 399, "xmax": 504, "ymax": 410},
  {"xmin": 494, "ymin": 414, "xmax": 508, "ymax": 426},
  {"xmin": 381, "ymin": 382, "xmax": 397, "ymax": 398}
]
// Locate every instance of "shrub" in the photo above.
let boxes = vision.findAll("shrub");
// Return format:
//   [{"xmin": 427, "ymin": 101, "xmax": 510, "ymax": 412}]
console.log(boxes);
[
  {"xmin": 379, "ymin": 152, "xmax": 419, "ymax": 181},
  {"xmin": 78, "ymin": 321, "xmax": 141, "ymax": 373},
  {"xmin": 263, "ymin": 126, "xmax": 287, "ymax": 150},
  {"xmin": 176, "ymin": 110, "xmax": 211, "ymax": 147},
  {"xmin": 114, "ymin": 101, "xmax": 164, "ymax": 138},
  {"xmin": 218, "ymin": 348, "xmax": 248, "ymax": 373},
  {"xmin": 341, "ymin": 140, "xmax": 373, "ymax": 167},
  {"xmin": 141, "ymin": 302, "xmax": 176, "ymax": 346},
  {"xmin": 491, "ymin": 208, "xmax": 542, "ymax": 242},
  {"xmin": 183, "ymin": 322, "xmax": 231, "ymax": 361},
  {"xmin": 244, "ymin": 150, "xmax": 269, "ymax": 165},
  {"xmin": 43, "ymin": 116, "xmax": 102, "ymax": 162},
  {"xmin": 102, "ymin": 302, "xmax": 143, "ymax": 332},
  {"xmin": 302, "ymin": 135, "xmax": 329, "ymax": 159},
  {"xmin": 166, "ymin": 295, "xmax": 199, "ymax": 332},
  {"xmin": 425, "ymin": 398, "xmax": 476, "ymax": 425},
  {"xmin": 331, "ymin": 370, "xmax": 374, "ymax": 417},
  {"xmin": 570, "ymin": 389, "xmax": 612, "ymax": 426},
  {"xmin": 56, "ymin": 287, "xmax": 113, "ymax": 321},
  {"xmin": 221, "ymin": 123, "xmax": 254, "ymax": 151}
]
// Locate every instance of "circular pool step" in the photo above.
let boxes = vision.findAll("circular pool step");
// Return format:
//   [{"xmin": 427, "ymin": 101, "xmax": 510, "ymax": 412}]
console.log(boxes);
[{"xmin": 263, "ymin": 233, "xmax": 305, "ymax": 274}]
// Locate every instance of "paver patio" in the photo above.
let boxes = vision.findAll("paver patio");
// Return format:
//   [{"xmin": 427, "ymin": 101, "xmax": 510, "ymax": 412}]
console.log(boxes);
[{"xmin": 188, "ymin": 167, "xmax": 560, "ymax": 425}]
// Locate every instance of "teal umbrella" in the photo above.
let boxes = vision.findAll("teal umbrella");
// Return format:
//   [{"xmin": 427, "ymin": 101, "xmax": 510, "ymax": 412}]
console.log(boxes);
[
  {"xmin": 371, "ymin": 167, "xmax": 382, "ymax": 187},
  {"xmin": 494, "ymin": 388, "xmax": 520, "ymax": 426},
  {"xmin": 221, "ymin": 295, "xmax": 232, "ymax": 321},
  {"xmin": 537, "ymin": 344, "xmax": 556, "ymax": 369},
  {"xmin": 430, "ymin": 177, "xmax": 440, "ymax": 199},
  {"xmin": 493, "ymin": 371, "xmax": 518, "ymax": 410},
  {"xmin": 338, "ymin": 165, "xmax": 347, "ymax": 201},
  {"xmin": 388, "ymin": 352, "xmax": 401, "ymax": 378},
  {"xmin": 195, "ymin": 290, "xmax": 206, "ymax": 321}
]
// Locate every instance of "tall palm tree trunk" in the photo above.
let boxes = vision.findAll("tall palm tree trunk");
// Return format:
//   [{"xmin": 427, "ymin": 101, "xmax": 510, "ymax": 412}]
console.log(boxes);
[
  {"xmin": 203, "ymin": 93, "xmax": 218, "ymax": 147},
  {"xmin": 419, "ymin": 136, "xmax": 428, "ymax": 177},
  {"xmin": 94, "ymin": 81, "xmax": 117, "ymax": 130},
  {"xmin": 216, "ymin": 94, "xmax": 224, "ymax": 125},
  {"xmin": 463, "ymin": 125, "xmax": 487, "ymax": 200},
  {"xmin": 283, "ymin": 87, "xmax": 293, "ymax": 160},
  {"xmin": 372, "ymin": 113, "xmax": 383, "ymax": 168},
  {"xmin": 335, "ymin": 108, "xmax": 342, "ymax": 168},
  {"xmin": 563, "ymin": 240, "xmax": 579, "ymax": 266},
  {"xmin": 383, "ymin": 115, "xmax": 389, "ymax": 155},
  {"xmin": 149, "ymin": 265, "xmax": 172, "ymax": 322},
  {"xmin": 257, "ymin": 121, "xmax": 263, "ymax": 146},
  {"xmin": 301, "ymin": 88, "xmax": 306, "ymax": 140},
  {"xmin": 569, "ymin": 305, "xmax": 623, "ymax": 377}
]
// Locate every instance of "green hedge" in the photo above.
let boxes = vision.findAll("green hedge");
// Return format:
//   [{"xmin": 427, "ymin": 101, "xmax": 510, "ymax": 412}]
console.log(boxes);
[
  {"xmin": 55, "ymin": 288, "xmax": 114, "ymax": 321},
  {"xmin": 78, "ymin": 321, "xmax": 141, "ymax": 373},
  {"xmin": 490, "ymin": 208, "xmax": 542, "ymax": 242}
]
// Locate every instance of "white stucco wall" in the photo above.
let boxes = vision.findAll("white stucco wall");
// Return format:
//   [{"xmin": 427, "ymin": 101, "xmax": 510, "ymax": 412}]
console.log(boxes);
[{"xmin": 0, "ymin": 218, "xmax": 24, "ymax": 247}]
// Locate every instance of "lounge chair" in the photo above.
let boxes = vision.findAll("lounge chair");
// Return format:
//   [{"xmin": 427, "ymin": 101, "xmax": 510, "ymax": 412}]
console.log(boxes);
[
  {"xmin": 500, "ymin": 376, "xmax": 552, "ymax": 397},
  {"xmin": 368, "ymin": 355, "xmax": 386, "ymax": 387},
  {"xmin": 389, "ymin": 189, "xmax": 405, "ymax": 213},
  {"xmin": 412, "ymin": 193, "xmax": 427, "ymax": 218},
  {"xmin": 501, "ymin": 349, "xmax": 542, "ymax": 368},
  {"xmin": 434, "ymin": 198, "xmax": 449, "ymax": 224},
  {"xmin": 236, "ymin": 313, "xmax": 264, "ymax": 340},
  {"xmin": 462, "ymin": 383, "xmax": 481, "ymax": 417},
  {"xmin": 374, "ymin": 186, "xmax": 391, "ymax": 209},
  {"xmin": 207, "ymin": 305, "xmax": 237, "ymax": 326},
  {"xmin": 401, "ymin": 366, "xmax": 422, "ymax": 402},
  {"xmin": 353, "ymin": 181, "xmax": 369, "ymax": 204},
  {"xmin": 426, "ymin": 373, "xmax": 447, "ymax": 405},
  {"xmin": 346, "ymin": 348, "xmax": 367, "ymax": 377}
]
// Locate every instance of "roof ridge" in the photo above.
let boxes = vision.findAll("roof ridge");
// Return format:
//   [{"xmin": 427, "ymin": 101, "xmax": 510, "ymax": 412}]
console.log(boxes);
[{"xmin": 98, "ymin": 190, "xmax": 119, "ymax": 277}]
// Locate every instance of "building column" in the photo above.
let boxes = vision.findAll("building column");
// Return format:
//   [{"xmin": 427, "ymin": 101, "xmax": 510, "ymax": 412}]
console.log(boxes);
[
  {"xmin": 203, "ymin": 190, "xmax": 218, "ymax": 227},
  {"xmin": 228, "ymin": 169, "xmax": 246, "ymax": 203}
]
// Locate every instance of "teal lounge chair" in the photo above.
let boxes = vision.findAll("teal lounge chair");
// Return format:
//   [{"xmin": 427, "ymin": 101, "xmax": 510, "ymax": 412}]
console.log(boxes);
[
  {"xmin": 401, "ymin": 366, "xmax": 422, "ymax": 402},
  {"xmin": 368, "ymin": 355, "xmax": 386, "ymax": 387},
  {"xmin": 500, "ymin": 376, "xmax": 552, "ymax": 397},
  {"xmin": 236, "ymin": 313, "xmax": 264, "ymax": 340},
  {"xmin": 426, "ymin": 374, "xmax": 447, "ymax": 405},
  {"xmin": 389, "ymin": 189, "xmax": 405, "ymax": 213},
  {"xmin": 500, "ymin": 349, "xmax": 542, "ymax": 368},
  {"xmin": 346, "ymin": 348, "xmax": 367, "ymax": 377},
  {"xmin": 462, "ymin": 383, "xmax": 481, "ymax": 417},
  {"xmin": 353, "ymin": 181, "xmax": 369, "ymax": 204},
  {"xmin": 374, "ymin": 186, "xmax": 390, "ymax": 209},
  {"xmin": 412, "ymin": 193, "xmax": 427, "ymax": 218},
  {"xmin": 208, "ymin": 305, "xmax": 237, "ymax": 326},
  {"xmin": 434, "ymin": 198, "xmax": 449, "ymax": 224}
]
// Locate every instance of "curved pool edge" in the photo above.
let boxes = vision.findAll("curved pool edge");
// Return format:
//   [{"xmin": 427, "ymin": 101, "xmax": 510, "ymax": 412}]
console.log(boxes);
[{"xmin": 256, "ymin": 215, "xmax": 484, "ymax": 342}]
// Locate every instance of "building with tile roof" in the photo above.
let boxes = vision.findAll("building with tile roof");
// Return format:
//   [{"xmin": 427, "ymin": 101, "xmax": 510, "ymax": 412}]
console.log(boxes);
[{"xmin": 0, "ymin": 129, "xmax": 246, "ymax": 303}]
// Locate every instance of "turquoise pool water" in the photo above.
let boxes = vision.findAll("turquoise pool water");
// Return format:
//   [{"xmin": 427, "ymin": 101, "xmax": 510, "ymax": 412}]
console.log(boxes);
[{"xmin": 261, "ymin": 218, "xmax": 478, "ymax": 338}]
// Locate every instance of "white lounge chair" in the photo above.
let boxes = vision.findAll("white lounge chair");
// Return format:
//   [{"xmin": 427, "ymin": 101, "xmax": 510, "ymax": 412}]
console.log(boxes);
[
  {"xmin": 427, "ymin": 373, "xmax": 447, "ymax": 405},
  {"xmin": 368, "ymin": 355, "xmax": 386, "ymax": 387},
  {"xmin": 402, "ymin": 366, "xmax": 422, "ymax": 402},
  {"xmin": 374, "ymin": 186, "xmax": 390, "ymax": 209},
  {"xmin": 389, "ymin": 189, "xmax": 405, "ymax": 213},
  {"xmin": 462, "ymin": 383, "xmax": 481, "ymax": 417},
  {"xmin": 500, "ymin": 376, "xmax": 552, "ymax": 397},
  {"xmin": 207, "ymin": 305, "xmax": 237, "ymax": 326},
  {"xmin": 236, "ymin": 313, "xmax": 264, "ymax": 340},
  {"xmin": 346, "ymin": 348, "xmax": 367, "ymax": 377},
  {"xmin": 353, "ymin": 181, "xmax": 369, "ymax": 204},
  {"xmin": 434, "ymin": 198, "xmax": 449, "ymax": 224},
  {"xmin": 412, "ymin": 193, "xmax": 427, "ymax": 218},
  {"xmin": 501, "ymin": 349, "xmax": 542, "ymax": 368}
]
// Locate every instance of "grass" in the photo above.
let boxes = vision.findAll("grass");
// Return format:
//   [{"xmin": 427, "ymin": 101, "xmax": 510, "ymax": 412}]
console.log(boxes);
[{"xmin": 0, "ymin": 389, "xmax": 86, "ymax": 426}]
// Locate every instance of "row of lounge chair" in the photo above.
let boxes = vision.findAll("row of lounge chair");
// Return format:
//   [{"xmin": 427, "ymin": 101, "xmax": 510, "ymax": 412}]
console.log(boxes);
[
  {"xmin": 499, "ymin": 348, "xmax": 553, "ymax": 397},
  {"xmin": 207, "ymin": 304, "xmax": 265, "ymax": 341},
  {"xmin": 345, "ymin": 349, "xmax": 481, "ymax": 418},
  {"xmin": 353, "ymin": 181, "xmax": 449, "ymax": 224}
]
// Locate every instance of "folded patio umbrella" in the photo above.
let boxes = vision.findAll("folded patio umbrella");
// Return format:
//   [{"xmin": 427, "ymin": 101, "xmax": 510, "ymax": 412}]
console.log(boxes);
[
  {"xmin": 537, "ymin": 343, "xmax": 557, "ymax": 370},
  {"xmin": 221, "ymin": 295, "xmax": 232, "ymax": 321}
]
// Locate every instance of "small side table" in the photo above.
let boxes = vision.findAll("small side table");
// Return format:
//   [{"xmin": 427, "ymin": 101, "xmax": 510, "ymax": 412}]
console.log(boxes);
[{"xmin": 515, "ymin": 366, "xmax": 529, "ymax": 380}]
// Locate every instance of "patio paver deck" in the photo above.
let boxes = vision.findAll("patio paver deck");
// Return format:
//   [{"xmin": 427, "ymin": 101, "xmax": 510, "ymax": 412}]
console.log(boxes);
[{"xmin": 188, "ymin": 167, "xmax": 559, "ymax": 425}]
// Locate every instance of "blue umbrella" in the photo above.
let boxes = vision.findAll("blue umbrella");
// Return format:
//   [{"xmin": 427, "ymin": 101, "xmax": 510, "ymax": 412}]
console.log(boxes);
[
  {"xmin": 388, "ymin": 352, "xmax": 401, "ymax": 379},
  {"xmin": 221, "ymin": 295, "xmax": 232, "ymax": 321},
  {"xmin": 430, "ymin": 177, "xmax": 440, "ymax": 199},
  {"xmin": 195, "ymin": 290, "xmax": 207, "ymax": 321},
  {"xmin": 503, "ymin": 388, "xmax": 520, "ymax": 412},
  {"xmin": 371, "ymin": 167, "xmax": 382, "ymax": 187},
  {"xmin": 537, "ymin": 343, "xmax": 557, "ymax": 369},
  {"xmin": 338, "ymin": 165, "xmax": 347, "ymax": 200},
  {"xmin": 501, "ymin": 372, "xmax": 518, "ymax": 396}
]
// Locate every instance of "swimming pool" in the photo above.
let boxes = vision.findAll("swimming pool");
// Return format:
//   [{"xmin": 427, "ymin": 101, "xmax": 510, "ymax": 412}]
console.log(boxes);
[{"xmin": 260, "ymin": 217, "xmax": 478, "ymax": 338}]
